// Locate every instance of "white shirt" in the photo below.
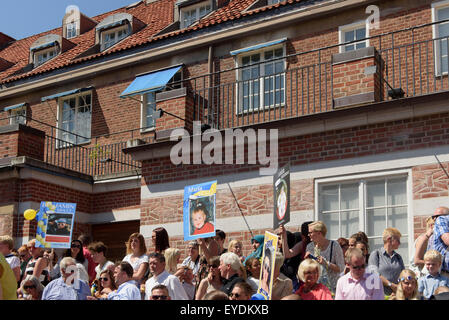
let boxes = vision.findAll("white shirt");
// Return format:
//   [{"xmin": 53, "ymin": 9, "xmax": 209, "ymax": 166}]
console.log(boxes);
[
  {"xmin": 95, "ymin": 260, "xmax": 115, "ymax": 279},
  {"xmin": 108, "ymin": 281, "xmax": 141, "ymax": 300},
  {"xmin": 144, "ymin": 270, "xmax": 189, "ymax": 300}
]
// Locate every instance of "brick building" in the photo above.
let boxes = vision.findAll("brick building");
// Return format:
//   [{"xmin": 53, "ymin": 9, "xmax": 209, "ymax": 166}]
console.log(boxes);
[{"xmin": 1, "ymin": 0, "xmax": 449, "ymax": 262}]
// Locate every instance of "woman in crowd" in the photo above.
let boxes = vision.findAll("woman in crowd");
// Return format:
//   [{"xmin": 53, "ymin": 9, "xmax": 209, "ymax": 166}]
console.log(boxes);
[
  {"xmin": 410, "ymin": 216, "xmax": 434, "ymax": 277},
  {"xmin": 245, "ymin": 257, "xmax": 261, "ymax": 292},
  {"xmin": 181, "ymin": 240, "xmax": 201, "ymax": 278},
  {"xmin": 337, "ymin": 238, "xmax": 349, "ymax": 257},
  {"xmin": 389, "ymin": 269, "xmax": 419, "ymax": 300},
  {"xmin": 195, "ymin": 256, "xmax": 223, "ymax": 300},
  {"xmin": 94, "ymin": 269, "xmax": 117, "ymax": 299},
  {"xmin": 368, "ymin": 227, "xmax": 405, "ymax": 296},
  {"xmin": 228, "ymin": 240, "xmax": 245, "ymax": 263},
  {"xmin": 18, "ymin": 275, "xmax": 44, "ymax": 300},
  {"xmin": 63, "ymin": 239, "xmax": 89, "ymax": 282},
  {"xmin": 25, "ymin": 239, "xmax": 49, "ymax": 286},
  {"xmin": 152, "ymin": 227, "xmax": 170, "ymax": 254},
  {"xmin": 43, "ymin": 248, "xmax": 59, "ymax": 280},
  {"xmin": 348, "ymin": 231, "xmax": 369, "ymax": 248},
  {"xmin": 295, "ymin": 258, "xmax": 333, "ymax": 300},
  {"xmin": 243, "ymin": 235, "xmax": 265, "ymax": 266},
  {"xmin": 122, "ymin": 233, "xmax": 149, "ymax": 286},
  {"xmin": 355, "ymin": 240, "xmax": 370, "ymax": 264},
  {"xmin": 305, "ymin": 221, "xmax": 345, "ymax": 294},
  {"xmin": 164, "ymin": 248, "xmax": 181, "ymax": 274}
]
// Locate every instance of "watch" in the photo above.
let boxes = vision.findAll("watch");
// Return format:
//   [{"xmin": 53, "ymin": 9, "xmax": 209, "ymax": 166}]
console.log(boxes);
[{"xmin": 387, "ymin": 281, "xmax": 392, "ymax": 287}]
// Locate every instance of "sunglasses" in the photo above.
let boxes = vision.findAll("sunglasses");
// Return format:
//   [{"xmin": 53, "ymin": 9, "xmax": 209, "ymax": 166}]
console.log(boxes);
[
  {"xmin": 152, "ymin": 295, "xmax": 168, "ymax": 300},
  {"xmin": 100, "ymin": 277, "xmax": 109, "ymax": 282},
  {"xmin": 400, "ymin": 276, "xmax": 416, "ymax": 282},
  {"xmin": 24, "ymin": 285, "xmax": 36, "ymax": 290},
  {"xmin": 71, "ymin": 244, "xmax": 81, "ymax": 248},
  {"xmin": 351, "ymin": 264, "xmax": 366, "ymax": 270},
  {"xmin": 208, "ymin": 264, "xmax": 219, "ymax": 269},
  {"xmin": 229, "ymin": 292, "xmax": 241, "ymax": 298}
]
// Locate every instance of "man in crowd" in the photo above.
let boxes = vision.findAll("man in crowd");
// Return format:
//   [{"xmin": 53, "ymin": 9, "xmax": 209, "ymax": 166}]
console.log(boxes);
[
  {"xmin": 335, "ymin": 248, "xmax": 384, "ymax": 300},
  {"xmin": 144, "ymin": 252, "xmax": 188, "ymax": 300},
  {"xmin": 433, "ymin": 206, "xmax": 449, "ymax": 277},
  {"xmin": 107, "ymin": 261, "xmax": 141, "ymax": 300},
  {"xmin": 42, "ymin": 257, "xmax": 91, "ymax": 300},
  {"xmin": 150, "ymin": 284, "xmax": 171, "ymax": 300},
  {"xmin": 215, "ymin": 230, "xmax": 227, "ymax": 255},
  {"xmin": 219, "ymin": 252, "xmax": 245, "ymax": 295},
  {"xmin": 78, "ymin": 234, "xmax": 97, "ymax": 284}
]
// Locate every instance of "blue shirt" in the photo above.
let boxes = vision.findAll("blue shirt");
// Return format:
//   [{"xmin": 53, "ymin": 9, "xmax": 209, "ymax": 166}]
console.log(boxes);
[
  {"xmin": 42, "ymin": 277, "xmax": 91, "ymax": 300},
  {"xmin": 368, "ymin": 247, "xmax": 405, "ymax": 295},
  {"xmin": 434, "ymin": 215, "xmax": 449, "ymax": 272},
  {"xmin": 418, "ymin": 273, "xmax": 449, "ymax": 299},
  {"xmin": 108, "ymin": 281, "xmax": 141, "ymax": 300}
]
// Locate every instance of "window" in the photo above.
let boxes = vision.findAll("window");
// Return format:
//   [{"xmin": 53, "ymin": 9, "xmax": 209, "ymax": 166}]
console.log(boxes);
[
  {"xmin": 237, "ymin": 46, "xmax": 285, "ymax": 113},
  {"xmin": 9, "ymin": 106, "xmax": 27, "ymax": 125},
  {"xmin": 180, "ymin": 2, "xmax": 212, "ymax": 28},
  {"xmin": 432, "ymin": 1, "xmax": 449, "ymax": 75},
  {"xmin": 316, "ymin": 173, "xmax": 410, "ymax": 263},
  {"xmin": 58, "ymin": 93, "xmax": 92, "ymax": 146},
  {"xmin": 66, "ymin": 22, "xmax": 78, "ymax": 39},
  {"xmin": 339, "ymin": 21, "xmax": 368, "ymax": 53},
  {"xmin": 34, "ymin": 47, "xmax": 58, "ymax": 67},
  {"xmin": 141, "ymin": 70, "xmax": 183, "ymax": 131},
  {"xmin": 101, "ymin": 25, "xmax": 130, "ymax": 51},
  {"xmin": 267, "ymin": 0, "xmax": 282, "ymax": 4}
]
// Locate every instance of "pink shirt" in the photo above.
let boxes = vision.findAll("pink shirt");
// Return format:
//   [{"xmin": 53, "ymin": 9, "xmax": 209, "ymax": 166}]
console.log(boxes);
[
  {"xmin": 295, "ymin": 283, "xmax": 333, "ymax": 300},
  {"xmin": 335, "ymin": 272, "xmax": 384, "ymax": 300}
]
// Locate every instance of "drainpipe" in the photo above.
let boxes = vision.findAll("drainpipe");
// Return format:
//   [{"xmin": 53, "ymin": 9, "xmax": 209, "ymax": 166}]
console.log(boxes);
[{"xmin": 208, "ymin": 45, "xmax": 214, "ymax": 127}]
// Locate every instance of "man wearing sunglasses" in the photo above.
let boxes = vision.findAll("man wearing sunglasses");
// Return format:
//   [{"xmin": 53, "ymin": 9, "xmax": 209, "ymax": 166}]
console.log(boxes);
[
  {"xmin": 335, "ymin": 248, "xmax": 384, "ymax": 300},
  {"xmin": 433, "ymin": 206, "xmax": 449, "ymax": 277},
  {"xmin": 150, "ymin": 284, "xmax": 171, "ymax": 300}
]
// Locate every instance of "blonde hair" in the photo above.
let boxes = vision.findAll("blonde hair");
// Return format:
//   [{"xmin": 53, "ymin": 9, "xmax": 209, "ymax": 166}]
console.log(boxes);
[
  {"xmin": 394, "ymin": 269, "xmax": 418, "ymax": 300},
  {"xmin": 425, "ymin": 216, "xmax": 435, "ymax": 228},
  {"xmin": 344, "ymin": 247, "xmax": 364, "ymax": 264},
  {"xmin": 423, "ymin": 249, "xmax": 442, "ymax": 264},
  {"xmin": 274, "ymin": 251, "xmax": 285, "ymax": 273},
  {"xmin": 382, "ymin": 228, "xmax": 401, "ymax": 243},
  {"xmin": 297, "ymin": 258, "xmax": 321, "ymax": 282},
  {"xmin": 0, "ymin": 235, "xmax": 14, "ymax": 250},
  {"xmin": 309, "ymin": 221, "xmax": 327, "ymax": 237},
  {"xmin": 164, "ymin": 248, "xmax": 181, "ymax": 274},
  {"xmin": 228, "ymin": 240, "xmax": 242, "ymax": 253}
]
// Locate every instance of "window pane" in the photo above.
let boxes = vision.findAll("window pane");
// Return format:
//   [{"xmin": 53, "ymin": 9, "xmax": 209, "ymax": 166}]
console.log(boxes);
[
  {"xmin": 366, "ymin": 180, "xmax": 385, "ymax": 207},
  {"xmin": 366, "ymin": 208, "xmax": 386, "ymax": 237},
  {"xmin": 345, "ymin": 30, "xmax": 354, "ymax": 42},
  {"xmin": 340, "ymin": 183, "xmax": 359, "ymax": 210},
  {"xmin": 438, "ymin": 7, "xmax": 449, "ymax": 21},
  {"xmin": 321, "ymin": 185, "xmax": 339, "ymax": 212},
  {"xmin": 355, "ymin": 28, "xmax": 366, "ymax": 40},
  {"xmin": 321, "ymin": 212, "xmax": 339, "ymax": 240},
  {"xmin": 341, "ymin": 210, "xmax": 359, "ymax": 238},
  {"xmin": 388, "ymin": 206, "xmax": 407, "ymax": 233},
  {"xmin": 387, "ymin": 178, "xmax": 407, "ymax": 206}
]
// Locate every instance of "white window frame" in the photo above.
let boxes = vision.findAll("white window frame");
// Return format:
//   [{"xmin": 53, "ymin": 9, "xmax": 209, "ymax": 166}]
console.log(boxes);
[
  {"xmin": 338, "ymin": 20, "xmax": 369, "ymax": 53},
  {"xmin": 267, "ymin": 0, "xmax": 281, "ymax": 5},
  {"xmin": 100, "ymin": 24, "xmax": 130, "ymax": 51},
  {"xmin": 66, "ymin": 21, "xmax": 78, "ymax": 39},
  {"xmin": 140, "ymin": 70, "xmax": 183, "ymax": 133},
  {"xmin": 314, "ymin": 169, "xmax": 413, "ymax": 265},
  {"xmin": 9, "ymin": 106, "xmax": 27, "ymax": 125},
  {"xmin": 180, "ymin": 1, "xmax": 212, "ymax": 29},
  {"xmin": 56, "ymin": 91, "xmax": 92, "ymax": 147},
  {"xmin": 432, "ymin": 0, "xmax": 449, "ymax": 76},
  {"xmin": 235, "ymin": 43, "xmax": 286, "ymax": 114},
  {"xmin": 34, "ymin": 46, "xmax": 58, "ymax": 67}
]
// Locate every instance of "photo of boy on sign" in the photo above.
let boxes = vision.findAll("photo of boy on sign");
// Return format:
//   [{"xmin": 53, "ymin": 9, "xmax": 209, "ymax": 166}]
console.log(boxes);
[{"xmin": 190, "ymin": 197, "xmax": 215, "ymax": 236}]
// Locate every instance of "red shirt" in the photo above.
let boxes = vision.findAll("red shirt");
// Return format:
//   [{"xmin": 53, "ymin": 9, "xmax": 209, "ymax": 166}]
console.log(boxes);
[
  {"xmin": 193, "ymin": 222, "xmax": 215, "ymax": 235},
  {"xmin": 83, "ymin": 246, "xmax": 97, "ymax": 284},
  {"xmin": 295, "ymin": 283, "xmax": 333, "ymax": 300}
]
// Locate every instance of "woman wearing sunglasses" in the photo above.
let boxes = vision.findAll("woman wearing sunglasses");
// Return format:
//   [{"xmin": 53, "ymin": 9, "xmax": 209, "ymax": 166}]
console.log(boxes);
[
  {"xmin": 94, "ymin": 269, "xmax": 118, "ymax": 299},
  {"xmin": 195, "ymin": 256, "xmax": 223, "ymax": 300},
  {"xmin": 389, "ymin": 269, "xmax": 419, "ymax": 300},
  {"xmin": 62, "ymin": 240, "xmax": 89, "ymax": 282},
  {"xmin": 18, "ymin": 275, "xmax": 44, "ymax": 300}
]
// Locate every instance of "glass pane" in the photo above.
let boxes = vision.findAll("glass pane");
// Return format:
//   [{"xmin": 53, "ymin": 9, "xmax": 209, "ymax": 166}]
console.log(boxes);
[
  {"xmin": 345, "ymin": 44, "xmax": 354, "ymax": 52},
  {"xmin": 340, "ymin": 183, "xmax": 359, "ymax": 210},
  {"xmin": 387, "ymin": 177, "xmax": 406, "ymax": 206},
  {"xmin": 366, "ymin": 180, "xmax": 385, "ymax": 207},
  {"xmin": 366, "ymin": 208, "xmax": 387, "ymax": 237},
  {"xmin": 345, "ymin": 30, "xmax": 354, "ymax": 42},
  {"xmin": 340, "ymin": 210, "xmax": 359, "ymax": 239},
  {"xmin": 321, "ymin": 185, "xmax": 338, "ymax": 212},
  {"xmin": 439, "ymin": 23, "xmax": 449, "ymax": 37},
  {"xmin": 368, "ymin": 237, "xmax": 384, "ymax": 256},
  {"xmin": 356, "ymin": 42, "xmax": 366, "ymax": 50},
  {"xmin": 355, "ymin": 28, "xmax": 366, "ymax": 40},
  {"xmin": 321, "ymin": 212, "xmax": 339, "ymax": 240},
  {"xmin": 438, "ymin": 7, "xmax": 449, "ymax": 22},
  {"xmin": 388, "ymin": 206, "xmax": 408, "ymax": 233},
  {"xmin": 396, "ymin": 237, "xmax": 409, "ymax": 267}
]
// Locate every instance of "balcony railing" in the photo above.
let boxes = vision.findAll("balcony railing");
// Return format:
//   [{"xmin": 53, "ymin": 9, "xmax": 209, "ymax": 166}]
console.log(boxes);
[{"xmin": 177, "ymin": 18, "xmax": 449, "ymax": 130}]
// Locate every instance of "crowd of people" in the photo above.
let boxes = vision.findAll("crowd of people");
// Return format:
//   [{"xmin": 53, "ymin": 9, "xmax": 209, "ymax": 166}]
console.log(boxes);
[{"xmin": 0, "ymin": 206, "xmax": 449, "ymax": 301}]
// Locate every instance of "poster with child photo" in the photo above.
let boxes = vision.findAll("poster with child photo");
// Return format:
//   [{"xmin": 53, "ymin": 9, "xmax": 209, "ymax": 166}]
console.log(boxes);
[{"xmin": 183, "ymin": 180, "xmax": 217, "ymax": 241}]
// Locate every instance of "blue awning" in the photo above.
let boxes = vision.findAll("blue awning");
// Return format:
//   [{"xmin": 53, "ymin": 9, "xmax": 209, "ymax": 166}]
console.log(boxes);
[
  {"xmin": 230, "ymin": 38, "xmax": 288, "ymax": 56},
  {"xmin": 120, "ymin": 65, "xmax": 182, "ymax": 98},
  {"xmin": 41, "ymin": 87, "xmax": 93, "ymax": 102},
  {"xmin": 4, "ymin": 102, "xmax": 27, "ymax": 111}
]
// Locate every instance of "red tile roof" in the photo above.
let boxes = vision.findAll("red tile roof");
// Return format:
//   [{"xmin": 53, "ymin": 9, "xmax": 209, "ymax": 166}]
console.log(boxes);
[{"xmin": 0, "ymin": 0, "xmax": 304, "ymax": 85}]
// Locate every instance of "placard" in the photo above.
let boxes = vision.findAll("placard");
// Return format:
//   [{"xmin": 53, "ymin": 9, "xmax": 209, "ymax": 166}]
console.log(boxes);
[
  {"xmin": 273, "ymin": 163, "xmax": 290, "ymax": 229},
  {"xmin": 257, "ymin": 231, "xmax": 279, "ymax": 300}
]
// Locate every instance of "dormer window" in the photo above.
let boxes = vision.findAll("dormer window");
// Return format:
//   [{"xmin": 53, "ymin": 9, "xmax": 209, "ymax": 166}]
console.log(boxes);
[
  {"xmin": 101, "ymin": 25, "xmax": 130, "ymax": 51},
  {"xmin": 180, "ymin": 1, "xmax": 212, "ymax": 28},
  {"xmin": 34, "ymin": 46, "xmax": 59, "ymax": 67},
  {"xmin": 95, "ymin": 13, "xmax": 139, "ymax": 52},
  {"xmin": 66, "ymin": 22, "xmax": 78, "ymax": 39}
]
